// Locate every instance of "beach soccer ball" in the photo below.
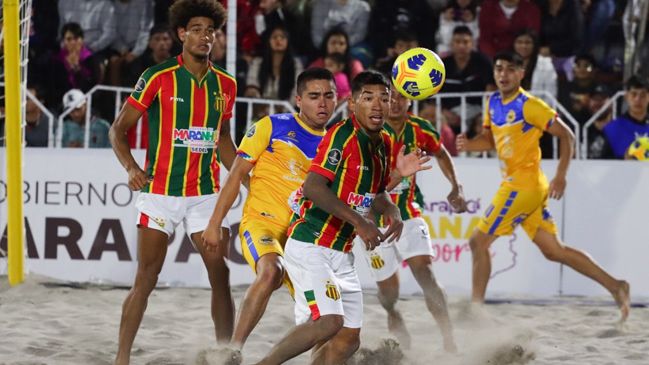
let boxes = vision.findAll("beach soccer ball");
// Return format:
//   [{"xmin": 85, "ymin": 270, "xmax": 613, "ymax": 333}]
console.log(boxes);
[
  {"xmin": 627, "ymin": 135, "xmax": 649, "ymax": 161},
  {"xmin": 391, "ymin": 48, "xmax": 446, "ymax": 101}
]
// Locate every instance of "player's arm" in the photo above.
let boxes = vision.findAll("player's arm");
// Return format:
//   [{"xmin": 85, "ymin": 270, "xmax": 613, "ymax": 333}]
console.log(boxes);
[
  {"xmin": 385, "ymin": 145, "xmax": 433, "ymax": 192},
  {"xmin": 546, "ymin": 116, "xmax": 575, "ymax": 200},
  {"xmin": 218, "ymin": 120, "xmax": 251, "ymax": 189},
  {"xmin": 109, "ymin": 103, "xmax": 150, "ymax": 191},
  {"xmin": 433, "ymin": 145, "xmax": 467, "ymax": 213},
  {"xmin": 370, "ymin": 191, "xmax": 403, "ymax": 243},
  {"xmin": 303, "ymin": 172, "xmax": 383, "ymax": 250},
  {"xmin": 203, "ymin": 156, "xmax": 254, "ymax": 251},
  {"xmin": 456, "ymin": 127, "xmax": 495, "ymax": 152}
]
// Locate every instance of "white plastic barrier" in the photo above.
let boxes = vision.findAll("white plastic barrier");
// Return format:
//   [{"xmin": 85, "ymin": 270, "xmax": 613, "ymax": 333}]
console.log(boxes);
[{"xmin": 0, "ymin": 149, "xmax": 646, "ymax": 299}]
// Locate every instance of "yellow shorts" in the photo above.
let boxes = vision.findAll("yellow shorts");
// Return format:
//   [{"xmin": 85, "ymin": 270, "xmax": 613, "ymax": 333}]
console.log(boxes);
[
  {"xmin": 239, "ymin": 217, "xmax": 294, "ymax": 296},
  {"xmin": 477, "ymin": 185, "xmax": 558, "ymax": 239}
]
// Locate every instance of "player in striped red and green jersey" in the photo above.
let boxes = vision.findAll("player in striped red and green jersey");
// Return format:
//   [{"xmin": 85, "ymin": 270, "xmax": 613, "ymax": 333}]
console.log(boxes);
[
  {"xmin": 363, "ymin": 84, "xmax": 467, "ymax": 353},
  {"xmin": 253, "ymin": 71, "xmax": 433, "ymax": 365},
  {"xmin": 108, "ymin": 2, "xmax": 239, "ymax": 364}
]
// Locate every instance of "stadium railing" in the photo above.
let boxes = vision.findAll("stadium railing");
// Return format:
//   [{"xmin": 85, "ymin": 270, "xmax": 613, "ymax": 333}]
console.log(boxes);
[{"xmin": 581, "ymin": 91, "xmax": 626, "ymax": 158}]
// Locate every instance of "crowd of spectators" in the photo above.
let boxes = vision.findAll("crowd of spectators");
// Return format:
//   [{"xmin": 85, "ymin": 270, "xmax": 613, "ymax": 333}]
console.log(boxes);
[{"xmin": 4, "ymin": 0, "xmax": 647, "ymax": 160}]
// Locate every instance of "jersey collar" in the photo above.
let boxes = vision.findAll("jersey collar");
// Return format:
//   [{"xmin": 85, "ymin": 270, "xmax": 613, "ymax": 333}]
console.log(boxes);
[
  {"xmin": 294, "ymin": 113, "xmax": 326, "ymax": 136},
  {"xmin": 176, "ymin": 54, "xmax": 213, "ymax": 87},
  {"xmin": 351, "ymin": 114, "xmax": 385, "ymax": 149},
  {"xmin": 501, "ymin": 87, "xmax": 524, "ymax": 105}
]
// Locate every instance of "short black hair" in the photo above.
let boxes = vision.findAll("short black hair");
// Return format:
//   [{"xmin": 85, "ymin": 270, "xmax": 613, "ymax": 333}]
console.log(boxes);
[
  {"xmin": 351, "ymin": 70, "xmax": 390, "ymax": 97},
  {"xmin": 394, "ymin": 30, "xmax": 417, "ymax": 44},
  {"xmin": 169, "ymin": 0, "xmax": 227, "ymax": 41},
  {"xmin": 149, "ymin": 24, "xmax": 172, "ymax": 38},
  {"xmin": 493, "ymin": 50, "xmax": 524, "ymax": 68},
  {"xmin": 296, "ymin": 67, "xmax": 336, "ymax": 95},
  {"xmin": 61, "ymin": 22, "xmax": 83, "ymax": 39},
  {"xmin": 26, "ymin": 83, "xmax": 46, "ymax": 101},
  {"xmin": 452, "ymin": 25, "xmax": 473, "ymax": 38},
  {"xmin": 626, "ymin": 75, "xmax": 649, "ymax": 92},
  {"xmin": 325, "ymin": 52, "xmax": 346, "ymax": 66}
]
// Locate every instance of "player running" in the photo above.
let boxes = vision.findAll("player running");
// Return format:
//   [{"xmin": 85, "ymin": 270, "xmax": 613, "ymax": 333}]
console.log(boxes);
[
  {"xmin": 108, "ymin": 1, "xmax": 238, "ymax": 364},
  {"xmin": 456, "ymin": 51, "xmax": 630, "ymax": 323},
  {"xmin": 252, "ymin": 71, "xmax": 431, "ymax": 365},
  {"xmin": 361, "ymin": 83, "xmax": 467, "ymax": 352}
]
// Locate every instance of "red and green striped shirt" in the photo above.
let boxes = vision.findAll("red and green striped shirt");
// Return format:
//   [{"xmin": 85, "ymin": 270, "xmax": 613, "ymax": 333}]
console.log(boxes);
[
  {"xmin": 287, "ymin": 115, "xmax": 392, "ymax": 252},
  {"xmin": 126, "ymin": 55, "xmax": 236, "ymax": 197},
  {"xmin": 380, "ymin": 113, "xmax": 442, "ymax": 224}
]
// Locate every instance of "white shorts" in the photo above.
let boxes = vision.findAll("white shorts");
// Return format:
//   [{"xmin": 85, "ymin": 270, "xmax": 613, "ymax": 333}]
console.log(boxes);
[
  {"xmin": 285, "ymin": 238, "xmax": 363, "ymax": 329},
  {"xmin": 135, "ymin": 193, "xmax": 230, "ymax": 237},
  {"xmin": 361, "ymin": 217, "xmax": 434, "ymax": 282}
]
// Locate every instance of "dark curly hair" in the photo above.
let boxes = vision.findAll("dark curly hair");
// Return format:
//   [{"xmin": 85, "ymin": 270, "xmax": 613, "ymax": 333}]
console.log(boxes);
[{"xmin": 168, "ymin": 0, "xmax": 227, "ymax": 41}]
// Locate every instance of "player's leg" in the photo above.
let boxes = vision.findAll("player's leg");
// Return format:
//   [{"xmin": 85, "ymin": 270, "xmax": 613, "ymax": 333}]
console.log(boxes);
[
  {"xmin": 309, "ymin": 327, "xmax": 361, "ymax": 365},
  {"xmin": 232, "ymin": 252, "xmax": 286, "ymax": 349},
  {"xmin": 114, "ymin": 226, "xmax": 169, "ymax": 365},
  {"xmin": 191, "ymin": 227, "xmax": 235, "ymax": 344},
  {"xmin": 468, "ymin": 229, "xmax": 499, "ymax": 302},
  {"xmin": 531, "ymin": 227, "xmax": 630, "ymax": 322},
  {"xmin": 407, "ymin": 255, "xmax": 456, "ymax": 352},
  {"xmin": 376, "ymin": 272, "xmax": 411, "ymax": 349}
]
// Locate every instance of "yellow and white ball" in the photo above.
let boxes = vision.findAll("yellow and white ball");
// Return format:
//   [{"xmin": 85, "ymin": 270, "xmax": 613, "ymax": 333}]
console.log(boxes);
[{"xmin": 391, "ymin": 47, "xmax": 446, "ymax": 101}]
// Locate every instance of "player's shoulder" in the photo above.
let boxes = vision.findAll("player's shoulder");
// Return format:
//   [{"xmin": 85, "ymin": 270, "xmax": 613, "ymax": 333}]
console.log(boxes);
[
  {"xmin": 521, "ymin": 90, "xmax": 553, "ymax": 111},
  {"xmin": 210, "ymin": 62, "xmax": 236, "ymax": 85},
  {"xmin": 142, "ymin": 57, "xmax": 180, "ymax": 78},
  {"xmin": 245, "ymin": 117, "xmax": 273, "ymax": 138},
  {"xmin": 407, "ymin": 113, "xmax": 439, "ymax": 133},
  {"xmin": 329, "ymin": 117, "xmax": 356, "ymax": 136},
  {"xmin": 268, "ymin": 113, "xmax": 297, "ymax": 124}
]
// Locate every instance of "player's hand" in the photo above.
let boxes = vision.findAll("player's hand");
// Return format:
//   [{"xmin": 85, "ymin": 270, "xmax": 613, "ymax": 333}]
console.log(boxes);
[
  {"xmin": 456, "ymin": 133, "xmax": 469, "ymax": 152},
  {"xmin": 381, "ymin": 205, "xmax": 403, "ymax": 244},
  {"xmin": 356, "ymin": 218, "xmax": 383, "ymax": 251},
  {"xmin": 127, "ymin": 166, "xmax": 152, "ymax": 191},
  {"xmin": 549, "ymin": 175, "xmax": 567, "ymax": 200},
  {"xmin": 201, "ymin": 221, "xmax": 222, "ymax": 253},
  {"xmin": 395, "ymin": 145, "xmax": 432, "ymax": 178},
  {"xmin": 448, "ymin": 187, "xmax": 467, "ymax": 213}
]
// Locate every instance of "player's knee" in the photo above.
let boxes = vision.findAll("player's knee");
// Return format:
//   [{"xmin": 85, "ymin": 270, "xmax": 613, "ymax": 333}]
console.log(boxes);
[
  {"xmin": 541, "ymin": 246, "xmax": 563, "ymax": 262},
  {"xmin": 377, "ymin": 286, "xmax": 399, "ymax": 310},
  {"xmin": 344, "ymin": 335, "xmax": 361, "ymax": 356},
  {"xmin": 316, "ymin": 315, "xmax": 345, "ymax": 339},
  {"xmin": 135, "ymin": 267, "xmax": 160, "ymax": 291},
  {"xmin": 257, "ymin": 261, "xmax": 284, "ymax": 290}
]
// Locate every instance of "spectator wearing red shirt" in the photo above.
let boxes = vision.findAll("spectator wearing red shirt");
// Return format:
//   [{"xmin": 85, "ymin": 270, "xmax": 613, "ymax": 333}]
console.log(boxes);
[{"xmin": 478, "ymin": 0, "xmax": 541, "ymax": 58}]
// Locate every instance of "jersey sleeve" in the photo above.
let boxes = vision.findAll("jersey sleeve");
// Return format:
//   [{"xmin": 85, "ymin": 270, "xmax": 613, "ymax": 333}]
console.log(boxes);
[
  {"xmin": 482, "ymin": 96, "xmax": 492, "ymax": 130},
  {"xmin": 127, "ymin": 67, "xmax": 162, "ymax": 113},
  {"xmin": 418, "ymin": 120, "xmax": 442, "ymax": 154},
  {"xmin": 523, "ymin": 97, "xmax": 557, "ymax": 130},
  {"xmin": 309, "ymin": 123, "xmax": 351, "ymax": 181},
  {"xmin": 237, "ymin": 117, "xmax": 273, "ymax": 164},
  {"xmin": 219, "ymin": 74, "xmax": 237, "ymax": 120}
]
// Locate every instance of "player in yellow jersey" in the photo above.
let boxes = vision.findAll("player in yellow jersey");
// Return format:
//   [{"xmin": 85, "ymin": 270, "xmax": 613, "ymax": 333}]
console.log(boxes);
[
  {"xmin": 202, "ymin": 68, "xmax": 338, "ymax": 357},
  {"xmin": 456, "ymin": 51, "xmax": 630, "ymax": 323}
]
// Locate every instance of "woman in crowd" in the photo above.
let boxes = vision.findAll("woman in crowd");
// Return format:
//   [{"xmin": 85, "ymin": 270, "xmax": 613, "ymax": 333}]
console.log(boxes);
[
  {"xmin": 308, "ymin": 27, "xmax": 364, "ymax": 83},
  {"xmin": 513, "ymin": 28, "xmax": 558, "ymax": 104}
]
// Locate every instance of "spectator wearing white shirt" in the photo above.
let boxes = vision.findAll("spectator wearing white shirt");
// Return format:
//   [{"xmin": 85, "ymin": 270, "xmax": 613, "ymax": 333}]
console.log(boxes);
[
  {"xmin": 310, "ymin": 0, "xmax": 370, "ymax": 49},
  {"xmin": 436, "ymin": 0, "xmax": 480, "ymax": 56}
]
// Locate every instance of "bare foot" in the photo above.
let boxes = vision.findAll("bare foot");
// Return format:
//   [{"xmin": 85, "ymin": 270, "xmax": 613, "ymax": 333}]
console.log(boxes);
[
  {"xmin": 443, "ymin": 337, "xmax": 458, "ymax": 354},
  {"xmin": 612, "ymin": 280, "xmax": 630, "ymax": 324},
  {"xmin": 387, "ymin": 311, "xmax": 411, "ymax": 350}
]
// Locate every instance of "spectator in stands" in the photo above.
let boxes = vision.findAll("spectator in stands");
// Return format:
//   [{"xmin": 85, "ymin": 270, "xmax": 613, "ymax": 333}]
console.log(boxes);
[
  {"xmin": 478, "ymin": 0, "xmax": 540, "ymax": 58},
  {"xmin": 254, "ymin": 0, "xmax": 298, "ymax": 46},
  {"xmin": 311, "ymin": 0, "xmax": 371, "ymax": 49},
  {"xmin": 373, "ymin": 30, "xmax": 419, "ymax": 75},
  {"xmin": 61, "ymin": 89, "xmax": 111, "ymax": 148},
  {"xmin": 559, "ymin": 54, "xmax": 597, "ymax": 123},
  {"xmin": 418, "ymin": 100, "xmax": 458, "ymax": 156},
  {"xmin": 537, "ymin": 0, "xmax": 584, "ymax": 80},
  {"xmin": 323, "ymin": 52, "xmax": 351, "ymax": 101},
  {"xmin": 440, "ymin": 26, "xmax": 496, "ymax": 134},
  {"xmin": 123, "ymin": 25, "xmax": 174, "ymax": 87},
  {"xmin": 245, "ymin": 26, "xmax": 304, "ymax": 103},
  {"xmin": 25, "ymin": 85, "xmax": 51, "ymax": 148},
  {"xmin": 108, "ymin": 0, "xmax": 155, "ymax": 86},
  {"xmin": 308, "ymin": 27, "xmax": 364, "ymax": 82},
  {"xmin": 513, "ymin": 28, "xmax": 557, "ymax": 103},
  {"xmin": 581, "ymin": 0, "xmax": 616, "ymax": 54},
  {"xmin": 46, "ymin": 23, "xmax": 102, "ymax": 110},
  {"xmin": 368, "ymin": 0, "xmax": 436, "ymax": 59},
  {"xmin": 584, "ymin": 84, "xmax": 613, "ymax": 154},
  {"xmin": 58, "ymin": 0, "xmax": 116, "ymax": 56},
  {"xmin": 590, "ymin": 76, "xmax": 649, "ymax": 159},
  {"xmin": 436, "ymin": 0, "xmax": 480, "ymax": 56}
]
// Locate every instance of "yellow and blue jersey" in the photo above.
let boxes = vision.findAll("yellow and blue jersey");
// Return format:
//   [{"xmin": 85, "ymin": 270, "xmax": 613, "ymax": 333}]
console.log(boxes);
[
  {"xmin": 483, "ymin": 88, "xmax": 557, "ymax": 191},
  {"xmin": 237, "ymin": 113, "xmax": 325, "ymax": 231}
]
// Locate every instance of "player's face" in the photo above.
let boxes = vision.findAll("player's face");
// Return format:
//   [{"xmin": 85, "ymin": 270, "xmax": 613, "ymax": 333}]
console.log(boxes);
[
  {"xmin": 513, "ymin": 35, "xmax": 533, "ymax": 59},
  {"xmin": 296, "ymin": 79, "xmax": 337, "ymax": 129},
  {"xmin": 389, "ymin": 85, "xmax": 410, "ymax": 120},
  {"xmin": 149, "ymin": 31, "xmax": 172, "ymax": 56},
  {"xmin": 625, "ymin": 87, "xmax": 649, "ymax": 114},
  {"xmin": 349, "ymin": 85, "xmax": 391, "ymax": 135},
  {"xmin": 178, "ymin": 17, "xmax": 216, "ymax": 59},
  {"xmin": 451, "ymin": 34, "xmax": 473, "ymax": 58},
  {"xmin": 327, "ymin": 35, "xmax": 347, "ymax": 54},
  {"xmin": 494, "ymin": 60, "xmax": 523, "ymax": 94}
]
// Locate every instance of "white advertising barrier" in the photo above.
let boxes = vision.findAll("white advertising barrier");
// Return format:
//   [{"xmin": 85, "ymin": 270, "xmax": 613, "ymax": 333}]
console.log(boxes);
[{"xmin": 1, "ymin": 149, "xmax": 647, "ymax": 299}]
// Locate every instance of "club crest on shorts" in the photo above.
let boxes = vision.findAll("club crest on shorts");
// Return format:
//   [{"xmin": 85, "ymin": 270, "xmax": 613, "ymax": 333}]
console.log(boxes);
[
  {"xmin": 327, "ymin": 149, "xmax": 342, "ymax": 165},
  {"xmin": 370, "ymin": 253, "xmax": 385, "ymax": 270},
  {"xmin": 324, "ymin": 280, "xmax": 340, "ymax": 301}
]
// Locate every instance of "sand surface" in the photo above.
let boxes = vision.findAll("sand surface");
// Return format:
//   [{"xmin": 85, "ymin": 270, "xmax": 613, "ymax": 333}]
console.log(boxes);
[{"xmin": 1, "ymin": 275, "xmax": 647, "ymax": 365}]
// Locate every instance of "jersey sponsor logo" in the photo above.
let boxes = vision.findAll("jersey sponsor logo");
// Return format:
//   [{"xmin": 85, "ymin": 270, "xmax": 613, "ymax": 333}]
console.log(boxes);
[
  {"xmin": 389, "ymin": 176, "xmax": 412, "ymax": 195},
  {"xmin": 347, "ymin": 192, "xmax": 376, "ymax": 217},
  {"xmin": 324, "ymin": 280, "xmax": 340, "ymax": 301},
  {"xmin": 370, "ymin": 253, "xmax": 385, "ymax": 270},
  {"xmin": 327, "ymin": 149, "xmax": 342, "ymax": 165},
  {"xmin": 258, "ymin": 235, "xmax": 275, "ymax": 246},
  {"xmin": 355, "ymin": 165, "xmax": 369, "ymax": 171},
  {"xmin": 169, "ymin": 97, "xmax": 185, "ymax": 102},
  {"xmin": 173, "ymin": 126, "xmax": 219, "ymax": 153},
  {"xmin": 284, "ymin": 159, "xmax": 304, "ymax": 176},
  {"xmin": 287, "ymin": 186, "xmax": 304, "ymax": 214},
  {"xmin": 246, "ymin": 124, "xmax": 256, "ymax": 138},
  {"xmin": 286, "ymin": 131, "xmax": 299, "ymax": 143},
  {"xmin": 260, "ymin": 212, "xmax": 276, "ymax": 218},
  {"xmin": 135, "ymin": 77, "xmax": 147, "ymax": 92}
]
